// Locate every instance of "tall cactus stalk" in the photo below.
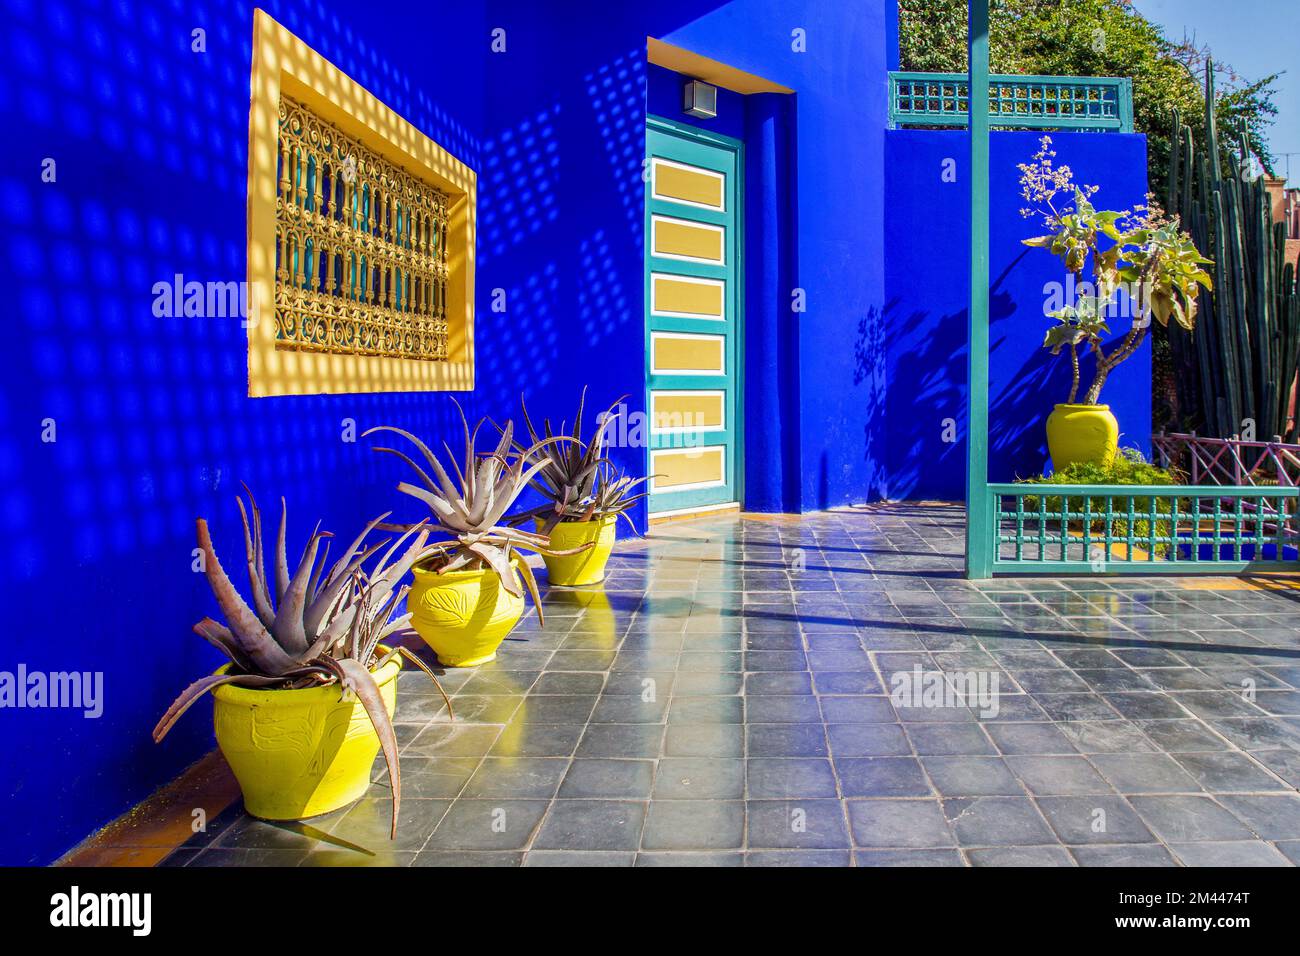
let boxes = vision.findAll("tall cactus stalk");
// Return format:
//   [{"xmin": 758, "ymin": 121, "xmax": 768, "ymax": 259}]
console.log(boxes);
[{"xmin": 1166, "ymin": 61, "xmax": 1300, "ymax": 442}]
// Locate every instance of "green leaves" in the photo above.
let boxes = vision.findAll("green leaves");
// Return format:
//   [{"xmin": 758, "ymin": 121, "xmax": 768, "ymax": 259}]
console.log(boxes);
[
  {"xmin": 1042, "ymin": 298, "xmax": 1109, "ymax": 355},
  {"xmin": 1019, "ymin": 135, "xmax": 1213, "ymax": 403}
]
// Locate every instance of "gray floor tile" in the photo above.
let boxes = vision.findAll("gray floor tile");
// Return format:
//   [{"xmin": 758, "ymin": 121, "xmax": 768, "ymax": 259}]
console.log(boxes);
[
  {"xmin": 746, "ymin": 799, "xmax": 851, "ymax": 850},
  {"xmin": 1128, "ymin": 795, "xmax": 1257, "ymax": 843},
  {"xmin": 664, "ymin": 723, "xmax": 743, "ymax": 757},
  {"xmin": 461, "ymin": 757, "xmax": 569, "ymax": 799},
  {"xmin": 1217, "ymin": 794, "xmax": 1300, "ymax": 840},
  {"xmin": 967, "ymin": 846, "xmax": 1075, "ymax": 866},
  {"xmin": 985, "ymin": 722, "xmax": 1077, "ymax": 755},
  {"xmin": 745, "ymin": 850, "xmax": 852, "ymax": 866},
  {"xmin": 826, "ymin": 722, "xmax": 912, "ymax": 757},
  {"xmin": 1169, "ymin": 841, "xmax": 1292, "ymax": 867},
  {"xmin": 854, "ymin": 849, "xmax": 965, "ymax": 866},
  {"xmin": 1173, "ymin": 752, "xmax": 1290, "ymax": 792},
  {"xmin": 425, "ymin": 799, "xmax": 549, "ymax": 851},
  {"xmin": 653, "ymin": 757, "xmax": 745, "ymax": 799},
  {"xmin": 1089, "ymin": 753, "xmax": 1204, "ymax": 794},
  {"xmin": 846, "ymin": 799, "xmax": 955, "ymax": 848},
  {"xmin": 905, "ymin": 723, "xmax": 996, "ymax": 755},
  {"xmin": 641, "ymin": 800, "xmax": 744, "ymax": 850},
  {"xmin": 1004, "ymin": 755, "xmax": 1113, "ymax": 795},
  {"xmin": 636, "ymin": 851, "xmax": 744, "ymax": 867},
  {"xmin": 747, "ymin": 723, "xmax": 829, "ymax": 757},
  {"xmin": 524, "ymin": 850, "xmax": 635, "ymax": 867},
  {"xmin": 921, "ymin": 756, "xmax": 1024, "ymax": 796},
  {"xmin": 1035, "ymin": 795, "xmax": 1155, "ymax": 845},
  {"xmin": 533, "ymin": 800, "xmax": 646, "ymax": 851},
  {"xmin": 559, "ymin": 759, "xmax": 655, "ymax": 798},
  {"xmin": 941, "ymin": 797, "xmax": 1057, "ymax": 847},
  {"xmin": 577, "ymin": 723, "xmax": 664, "ymax": 758},
  {"xmin": 1070, "ymin": 844, "xmax": 1178, "ymax": 866},
  {"xmin": 747, "ymin": 758, "xmax": 839, "ymax": 798},
  {"xmin": 836, "ymin": 757, "xmax": 932, "ymax": 797}
]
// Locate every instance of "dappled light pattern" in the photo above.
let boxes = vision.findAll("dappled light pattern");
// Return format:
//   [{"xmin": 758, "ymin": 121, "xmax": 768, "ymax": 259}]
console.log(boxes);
[{"xmin": 0, "ymin": 0, "xmax": 484, "ymax": 865}]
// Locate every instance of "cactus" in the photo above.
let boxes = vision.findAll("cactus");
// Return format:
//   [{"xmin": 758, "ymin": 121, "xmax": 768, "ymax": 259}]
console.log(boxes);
[{"xmin": 1166, "ymin": 61, "xmax": 1300, "ymax": 442}]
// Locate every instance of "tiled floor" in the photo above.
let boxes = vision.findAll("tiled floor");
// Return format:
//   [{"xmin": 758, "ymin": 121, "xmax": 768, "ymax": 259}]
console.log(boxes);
[{"xmin": 162, "ymin": 506, "xmax": 1300, "ymax": 867}]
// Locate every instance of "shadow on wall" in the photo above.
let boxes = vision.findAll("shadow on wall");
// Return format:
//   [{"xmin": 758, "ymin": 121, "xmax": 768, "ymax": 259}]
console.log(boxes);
[
  {"xmin": 0, "ymin": 0, "xmax": 487, "ymax": 866},
  {"xmin": 471, "ymin": 36, "xmax": 649, "ymax": 502},
  {"xmin": 882, "ymin": 128, "xmax": 1152, "ymax": 501},
  {"xmin": 853, "ymin": 305, "xmax": 889, "ymax": 503}
]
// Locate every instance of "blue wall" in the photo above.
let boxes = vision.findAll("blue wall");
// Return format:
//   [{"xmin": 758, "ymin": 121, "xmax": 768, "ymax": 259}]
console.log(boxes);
[
  {"xmin": 1, "ymin": 0, "xmax": 1150, "ymax": 864},
  {"xmin": 883, "ymin": 129, "xmax": 1152, "ymax": 500},
  {"xmin": 477, "ymin": 0, "xmax": 894, "ymax": 513},
  {"xmin": 1, "ymin": 0, "xmax": 489, "ymax": 866},
  {"xmin": 661, "ymin": 1, "xmax": 894, "ymax": 510}
]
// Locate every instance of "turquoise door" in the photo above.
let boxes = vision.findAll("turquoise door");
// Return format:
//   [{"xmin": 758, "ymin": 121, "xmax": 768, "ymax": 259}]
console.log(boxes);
[{"xmin": 644, "ymin": 117, "xmax": 743, "ymax": 517}]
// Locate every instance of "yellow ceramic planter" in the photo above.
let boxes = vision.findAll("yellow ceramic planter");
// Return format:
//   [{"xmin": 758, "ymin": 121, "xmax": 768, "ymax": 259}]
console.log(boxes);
[
  {"xmin": 1046, "ymin": 403, "xmax": 1119, "ymax": 471},
  {"xmin": 211, "ymin": 651, "xmax": 400, "ymax": 821},
  {"xmin": 538, "ymin": 514, "xmax": 617, "ymax": 586},
  {"xmin": 408, "ymin": 558, "xmax": 525, "ymax": 666}
]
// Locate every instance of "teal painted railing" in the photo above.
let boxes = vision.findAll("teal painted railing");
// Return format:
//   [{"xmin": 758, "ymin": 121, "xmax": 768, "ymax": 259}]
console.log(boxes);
[
  {"xmin": 989, "ymin": 484, "xmax": 1300, "ymax": 574},
  {"xmin": 890, "ymin": 72, "xmax": 1134, "ymax": 133}
]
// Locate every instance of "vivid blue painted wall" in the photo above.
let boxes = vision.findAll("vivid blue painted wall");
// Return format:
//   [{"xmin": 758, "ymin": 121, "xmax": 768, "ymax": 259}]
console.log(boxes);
[
  {"xmin": 477, "ymin": 0, "xmax": 893, "ymax": 513},
  {"xmin": 660, "ymin": 1, "xmax": 893, "ymax": 510},
  {"xmin": 883, "ymin": 129, "xmax": 1153, "ymax": 500},
  {"xmin": 1, "ymin": 0, "xmax": 1150, "ymax": 864},
  {"xmin": 1, "ymin": 0, "xmax": 489, "ymax": 866}
]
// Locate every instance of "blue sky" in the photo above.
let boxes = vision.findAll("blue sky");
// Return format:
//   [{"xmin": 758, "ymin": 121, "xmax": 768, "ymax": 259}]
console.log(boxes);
[{"xmin": 1135, "ymin": 0, "xmax": 1299, "ymax": 184}]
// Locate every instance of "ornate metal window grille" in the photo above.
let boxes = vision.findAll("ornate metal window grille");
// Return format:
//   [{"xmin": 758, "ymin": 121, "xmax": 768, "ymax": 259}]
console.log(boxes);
[{"xmin": 275, "ymin": 94, "xmax": 450, "ymax": 362}]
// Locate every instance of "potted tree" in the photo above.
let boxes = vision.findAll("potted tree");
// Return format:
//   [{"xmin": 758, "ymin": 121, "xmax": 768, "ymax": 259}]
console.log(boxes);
[
  {"xmin": 364, "ymin": 405, "xmax": 588, "ymax": 667},
  {"xmin": 507, "ymin": 390, "xmax": 651, "ymax": 587},
  {"xmin": 1019, "ymin": 136, "xmax": 1212, "ymax": 469},
  {"xmin": 153, "ymin": 489, "xmax": 449, "ymax": 838}
]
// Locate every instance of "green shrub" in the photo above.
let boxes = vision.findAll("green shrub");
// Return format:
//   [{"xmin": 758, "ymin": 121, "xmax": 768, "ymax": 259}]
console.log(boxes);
[{"xmin": 1017, "ymin": 449, "xmax": 1183, "ymax": 555}]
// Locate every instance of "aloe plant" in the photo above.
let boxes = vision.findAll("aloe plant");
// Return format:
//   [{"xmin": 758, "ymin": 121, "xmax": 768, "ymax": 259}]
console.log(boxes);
[
  {"xmin": 152, "ymin": 487, "xmax": 449, "ymax": 838},
  {"xmin": 508, "ymin": 389, "xmax": 651, "ymax": 534},
  {"xmin": 364, "ymin": 403, "xmax": 587, "ymax": 618}
]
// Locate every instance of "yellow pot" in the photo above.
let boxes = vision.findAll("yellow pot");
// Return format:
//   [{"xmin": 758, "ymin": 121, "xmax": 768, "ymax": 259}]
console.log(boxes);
[
  {"xmin": 538, "ymin": 514, "xmax": 617, "ymax": 586},
  {"xmin": 1046, "ymin": 403, "xmax": 1119, "ymax": 471},
  {"xmin": 211, "ymin": 651, "xmax": 400, "ymax": 821},
  {"xmin": 408, "ymin": 558, "xmax": 525, "ymax": 667}
]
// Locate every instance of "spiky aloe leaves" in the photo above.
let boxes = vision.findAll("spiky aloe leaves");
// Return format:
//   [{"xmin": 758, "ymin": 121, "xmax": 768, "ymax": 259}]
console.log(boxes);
[
  {"xmin": 159, "ymin": 490, "xmax": 448, "ymax": 840},
  {"xmin": 364, "ymin": 401, "xmax": 580, "ymax": 608}
]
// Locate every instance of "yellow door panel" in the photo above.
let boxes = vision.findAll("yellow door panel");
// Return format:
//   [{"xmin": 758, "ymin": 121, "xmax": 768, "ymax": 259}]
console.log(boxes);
[
  {"xmin": 651, "ymin": 391, "xmax": 725, "ymax": 431},
  {"xmin": 651, "ymin": 333, "xmax": 725, "ymax": 373},
  {"xmin": 653, "ymin": 159, "xmax": 725, "ymax": 209},
  {"xmin": 652, "ymin": 274, "xmax": 724, "ymax": 318},
  {"xmin": 652, "ymin": 216, "xmax": 724, "ymax": 263},
  {"xmin": 651, "ymin": 446, "xmax": 726, "ymax": 490}
]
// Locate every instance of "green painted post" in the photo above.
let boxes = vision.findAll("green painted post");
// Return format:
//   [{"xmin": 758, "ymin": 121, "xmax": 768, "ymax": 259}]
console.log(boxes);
[{"xmin": 965, "ymin": 0, "xmax": 994, "ymax": 579}]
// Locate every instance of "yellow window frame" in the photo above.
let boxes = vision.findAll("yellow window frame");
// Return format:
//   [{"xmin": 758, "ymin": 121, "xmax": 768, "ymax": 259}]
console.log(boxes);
[{"xmin": 246, "ymin": 9, "xmax": 476, "ymax": 396}]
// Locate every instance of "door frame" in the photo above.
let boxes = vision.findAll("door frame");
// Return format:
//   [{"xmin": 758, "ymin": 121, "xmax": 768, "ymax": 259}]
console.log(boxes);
[{"xmin": 644, "ymin": 113, "xmax": 746, "ymax": 515}]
